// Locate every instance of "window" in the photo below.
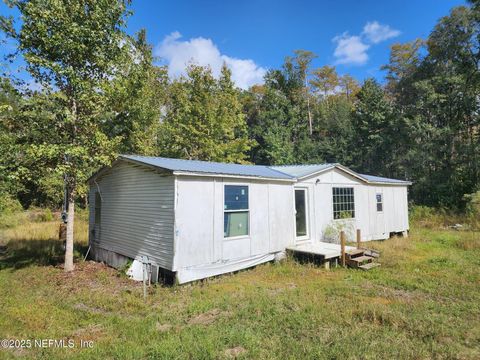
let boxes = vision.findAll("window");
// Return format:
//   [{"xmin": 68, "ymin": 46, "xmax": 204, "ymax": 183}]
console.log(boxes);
[
  {"xmin": 332, "ymin": 187, "xmax": 355, "ymax": 219},
  {"xmin": 295, "ymin": 189, "xmax": 308, "ymax": 237},
  {"xmin": 224, "ymin": 185, "xmax": 249, "ymax": 238},
  {"xmin": 376, "ymin": 193, "xmax": 383, "ymax": 212}
]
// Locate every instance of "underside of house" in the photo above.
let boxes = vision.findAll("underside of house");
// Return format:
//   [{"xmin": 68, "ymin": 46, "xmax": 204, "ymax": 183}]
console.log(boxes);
[{"xmin": 88, "ymin": 155, "xmax": 411, "ymax": 284}]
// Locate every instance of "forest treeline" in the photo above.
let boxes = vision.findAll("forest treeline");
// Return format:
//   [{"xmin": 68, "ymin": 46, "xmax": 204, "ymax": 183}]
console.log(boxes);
[{"xmin": 0, "ymin": 1, "xmax": 479, "ymax": 213}]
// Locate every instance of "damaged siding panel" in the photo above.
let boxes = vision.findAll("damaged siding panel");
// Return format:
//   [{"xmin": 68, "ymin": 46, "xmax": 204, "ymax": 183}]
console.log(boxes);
[{"xmin": 92, "ymin": 161, "xmax": 175, "ymax": 269}]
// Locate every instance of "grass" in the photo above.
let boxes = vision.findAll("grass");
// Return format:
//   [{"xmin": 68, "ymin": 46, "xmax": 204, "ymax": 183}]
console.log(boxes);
[{"xmin": 0, "ymin": 216, "xmax": 479, "ymax": 359}]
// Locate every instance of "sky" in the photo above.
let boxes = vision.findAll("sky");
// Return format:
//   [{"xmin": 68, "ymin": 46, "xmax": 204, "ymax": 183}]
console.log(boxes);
[{"xmin": 1, "ymin": 0, "xmax": 467, "ymax": 90}]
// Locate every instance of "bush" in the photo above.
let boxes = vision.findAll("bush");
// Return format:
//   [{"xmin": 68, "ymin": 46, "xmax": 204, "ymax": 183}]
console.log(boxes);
[
  {"xmin": 0, "ymin": 194, "xmax": 25, "ymax": 229},
  {"xmin": 464, "ymin": 191, "xmax": 480, "ymax": 230},
  {"xmin": 27, "ymin": 207, "xmax": 55, "ymax": 223},
  {"xmin": 75, "ymin": 207, "xmax": 89, "ymax": 222},
  {"xmin": 409, "ymin": 205, "xmax": 462, "ymax": 229},
  {"xmin": 0, "ymin": 194, "xmax": 23, "ymax": 214}
]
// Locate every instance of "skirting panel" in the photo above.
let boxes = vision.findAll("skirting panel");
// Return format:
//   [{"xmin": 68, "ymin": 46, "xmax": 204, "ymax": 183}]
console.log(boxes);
[{"xmin": 176, "ymin": 253, "xmax": 276, "ymax": 284}]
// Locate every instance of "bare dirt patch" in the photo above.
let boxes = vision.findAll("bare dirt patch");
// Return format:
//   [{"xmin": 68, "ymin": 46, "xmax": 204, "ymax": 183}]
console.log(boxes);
[
  {"xmin": 73, "ymin": 302, "xmax": 108, "ymax": 315},
  {"xmin": 155, "ymin": 323, "xmax": 173, "ymax": 332},
  {"xmin": 267, "ymin": 282, "xmax": 297, "ymax": 295},
  {"xmin": 188, "ymin": 308, "xmax": 231, "ymax": 326},
  {"xmin": 224, "ymin": 346, "xmax": 246, "ymax": 358},
  {"xmin": 53, "ymin": 261, "xmax": 140, "ymax": 295}
]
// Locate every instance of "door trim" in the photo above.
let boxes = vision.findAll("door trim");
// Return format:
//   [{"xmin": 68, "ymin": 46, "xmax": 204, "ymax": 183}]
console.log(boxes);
[{"xmin": 294, "ymin": 187, "xmax": 310, "ymax": 243}]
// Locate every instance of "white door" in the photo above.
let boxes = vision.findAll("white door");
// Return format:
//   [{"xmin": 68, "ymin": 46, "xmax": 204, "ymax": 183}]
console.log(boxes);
[
  {"xmin": 373, "ymin": 190, "xmax": 386, "ymax": 239},
  {"xmin": 294, "ymin": 188, "xmax": 309, "ymax": 243}
]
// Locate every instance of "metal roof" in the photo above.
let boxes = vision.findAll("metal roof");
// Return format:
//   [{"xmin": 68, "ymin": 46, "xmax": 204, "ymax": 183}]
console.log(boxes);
[
  {"xmin": 120, "ymin": 155, "xmax": 294, "ymax": 180},
  {"xmin": 360, "ymin": 174, "xmax": 411, "ymax": 185},
  {"xmin": 271, "ymin": 163, "xmax": 411, "ymax": 184},
  {"xmin": 270, "ymin": 164, "xmax": 335, "ymax": 178},
  {"xmin": 116, "ymin": 155, "xmax": 410, "ymax": 185}
]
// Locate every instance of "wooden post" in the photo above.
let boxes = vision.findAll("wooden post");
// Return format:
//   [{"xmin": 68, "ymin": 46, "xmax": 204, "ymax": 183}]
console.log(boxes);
[
  {"xmin": 356, "ymin": 229, "xmax": 361, "ymax": 249},
  {"xmin": 340, "ymin": 231, "xmax": 346, "ymax": 267}
]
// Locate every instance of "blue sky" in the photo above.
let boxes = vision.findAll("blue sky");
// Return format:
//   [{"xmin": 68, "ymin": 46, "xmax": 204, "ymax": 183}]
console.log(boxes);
[{"xmin": 1, "ymin": 0, "xmax": 467, "ymax": 89}]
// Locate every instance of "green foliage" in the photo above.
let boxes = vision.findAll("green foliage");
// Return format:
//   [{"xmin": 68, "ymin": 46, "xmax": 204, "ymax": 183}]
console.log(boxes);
[
  {"xmin": 159, "ymin": 65, "xmax": 253, "ymax": 163},
  {"xmin": 27, "ymin": 207, "xmax": 55, "ymax": 223},
  {"xmin": 465, "ymin": 191, "xmax": 480, "ymax": 217},
  {"xmin": 0, "ymin": 1, "xmax": 479, "ymax": 214},
  {"xmin": 104, "ymin": 29, "xmax": 169, "ymax": 156},
  {"xmin": 409, "ymin": 206, "xmax": 447, "ymax": 229},
  {"xmin": 0, "ymin": 194, "xmax": 22, "ymax": 214},
  {"xmin": 0, "ymin": 0, "xmax": 134, "ymax": 210},
  {"xmin": 387, "ymin": 5, "xmax": 480, "ymax": 209},
  {"xmin": 464, "ymin": 191, "xmax": 480, "ymax": 229},
  {"xmin": 350, "ymin": 78, "xmax": 396, "ymax": 175},
  {"xmin": 0, "ymin": 194, "xmax": 24, "ymax": 229}
]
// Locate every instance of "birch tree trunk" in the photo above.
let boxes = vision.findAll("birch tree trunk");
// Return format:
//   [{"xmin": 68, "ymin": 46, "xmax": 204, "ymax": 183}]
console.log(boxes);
[{"xmin": 64, "ymin": 187, "xmax": 75, "ymax": 272}]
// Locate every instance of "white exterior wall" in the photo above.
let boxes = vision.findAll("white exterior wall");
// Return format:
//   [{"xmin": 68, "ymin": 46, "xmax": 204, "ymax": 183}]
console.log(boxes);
[
  {"xmin": 296, "ymin": 168, "xmax": 409, "ymax": 244},
  {"xmin": 88, "ymin": 162, "xmax": 409, "ymax": 284},
  {"xmin": 88, "ymin": 161, "xmax": 175, "ymax": 269},
  {"xmin": 173, "ymin": 176, "xmax": 295, "ymax": 282}
]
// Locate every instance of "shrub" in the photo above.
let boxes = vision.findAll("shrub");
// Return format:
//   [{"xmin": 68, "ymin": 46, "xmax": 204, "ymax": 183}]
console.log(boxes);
[
  {"xmin": 464, "ymin": 191, "xmax": 480, "ymax": 230},
  {"xmin": 27, "ymin": 207, "xmax": 55, "ymax": 223},
  {"xmin": 75, "ymin": 207, "xmax": 89, "ymax": 222},
  {"xmin": 0, "ymin": 194, "xmax": 23, "ymax": 214},
  {"xmin": 0, "ymin": 194, "xmax": 25, "ymax": 229},
  {"xmin": 409, "ymin": 205, "xmax": 462, "ymax": 229},
  {"xmin": 409, "ymin": 206, "xmax": 443, "ymax": 228}
]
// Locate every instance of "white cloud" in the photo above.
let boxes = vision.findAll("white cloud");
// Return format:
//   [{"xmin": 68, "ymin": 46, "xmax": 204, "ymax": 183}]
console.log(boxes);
[
  {"xmin": 155, "ymin": 32, "xmax": 266, "ymax": 90},
  {"xmin": 332, "ymin": 33, "xmax": 370, "ymax": 65},
  {"xmin": 332, "ymin": 21, "xmax": 400, "ymax": 66},
  {"xmin": 362, "ymin": 21, "xmax": 401, "ymax": 44}
]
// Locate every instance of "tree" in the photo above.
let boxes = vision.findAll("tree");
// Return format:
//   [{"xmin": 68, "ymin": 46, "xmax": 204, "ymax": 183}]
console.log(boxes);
[
  {"xmin": 104, "ymin": 29, "xmax": 169, "ymax": 156},
  {"xmin": 159, "ymin": 64, "xmax": 252, "ymax": 163},
  {"xmin": 411, "ymin": 5, "xmax": 479, "ymax": 207},
  {"xmin": 0, "ymin": 77, "xmax": 23, "ymax": 199},
  {"xmin": 1, "ymin": 0, "xmax": 130, "ymax": 271},
  {"xmin": 338, "ymin": 74, "xmax": 360, "ymax": 101},
  {"xmin": 350, "ymin": 79, "xmax": 395, "ymax": 175},
  {"xmin": 382, "ymin": 40, "xmax": 424, "ymax": 85},
  {"xmin": 310, "ymin": 65, "xmax": 339, "ymax": 98},
  {"xmin": 244, "ymin": 86, "xmax": 296, "ymax": 165},
  {"xmin": 290, "ymin": 50, "xmax": 317, "ymax": 135}
]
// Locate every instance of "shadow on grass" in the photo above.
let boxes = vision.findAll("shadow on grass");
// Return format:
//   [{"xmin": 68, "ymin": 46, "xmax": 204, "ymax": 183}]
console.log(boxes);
[
  {"xmin": 0, "ymin": 238, "xmax": 88, "ymax": 270},
  {"xmin": 288, "ymin": 251, "xmax": 327, "ymax": 266}
]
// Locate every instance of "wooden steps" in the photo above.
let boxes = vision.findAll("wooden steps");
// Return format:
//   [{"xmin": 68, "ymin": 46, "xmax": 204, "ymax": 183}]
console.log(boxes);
[
  {"xmin": 345, "ymin": 248, "xmax": 381, "ymax": 270},
  {"xmin": 346, "ymin": 249, "xmax": 364, "ymax": 257}
]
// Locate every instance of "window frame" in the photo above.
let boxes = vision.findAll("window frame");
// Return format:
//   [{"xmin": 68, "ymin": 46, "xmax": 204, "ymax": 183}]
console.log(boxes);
[
  {"xmin": 294, "ymin": 187, "xmax": 310, "ymax": 241},
  {"xmin": 332, "ymin": 187, "xmax": 355, "ymax": 220},
  {"xmin": 376, "ymin": 193, "xmax": 383, "ymax": 212},
  {"xmin": 223, "ymin": 184, "xmax": 250, "ymax": 239}
]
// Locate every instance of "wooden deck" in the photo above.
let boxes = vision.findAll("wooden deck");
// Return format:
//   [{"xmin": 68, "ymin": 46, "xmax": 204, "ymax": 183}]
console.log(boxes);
[{"xmin": 286, "ymin": 242, "xmax": 356, "ymax": 259}]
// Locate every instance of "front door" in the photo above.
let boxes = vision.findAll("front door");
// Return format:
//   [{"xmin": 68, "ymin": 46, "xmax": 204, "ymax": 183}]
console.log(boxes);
[{"xmin": 295, "ymin": 188, "xmax": 309, "ymax": 241}]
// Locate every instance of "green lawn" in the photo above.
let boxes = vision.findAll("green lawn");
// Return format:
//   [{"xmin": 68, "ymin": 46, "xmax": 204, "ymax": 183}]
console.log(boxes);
[{"xmin": 0, "ymin": 219, "xmax": 479, "ymax": 359}]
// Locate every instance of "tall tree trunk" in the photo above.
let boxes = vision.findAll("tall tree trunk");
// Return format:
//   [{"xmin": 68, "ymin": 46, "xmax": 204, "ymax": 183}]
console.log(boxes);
[{"xmin": 64, "ymin": 187, "xmax": 75, "ymax": 272}]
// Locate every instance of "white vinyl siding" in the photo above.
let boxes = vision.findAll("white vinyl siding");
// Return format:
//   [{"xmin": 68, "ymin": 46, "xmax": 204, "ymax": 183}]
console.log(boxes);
[{"xmin": 89, "ymin": 161, "xmax": 175, "ymax": 269}]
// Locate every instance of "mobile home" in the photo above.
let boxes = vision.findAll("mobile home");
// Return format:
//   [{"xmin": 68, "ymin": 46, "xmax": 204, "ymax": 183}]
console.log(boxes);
[{"xmin": 88, "ymin": 155, "xmax": 410, "ymax": 283}]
